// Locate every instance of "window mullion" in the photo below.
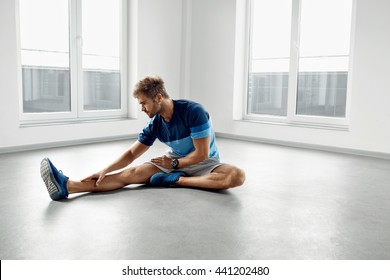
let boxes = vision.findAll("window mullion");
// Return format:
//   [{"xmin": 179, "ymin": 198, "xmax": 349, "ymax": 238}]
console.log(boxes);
[
  {"xmin": 243, "ymin": 0, "xmax": 253, "ymax": 120},
  {"xmin": 287, "ymin": 0, "xmax": 301, "ymax": 122},
  {"xmin": 76, "ymin": 0, "xmax": 84, "ymax": 118},
  {"xmin": 120, "ymin": 0, "xmax": 128, "ymax": 116},
  {"xmin": 69, "ymin": 0, "xmax": 81, "ymax": 119}
]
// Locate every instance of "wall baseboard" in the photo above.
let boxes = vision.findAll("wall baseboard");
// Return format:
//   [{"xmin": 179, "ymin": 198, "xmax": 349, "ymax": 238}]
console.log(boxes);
[
  {"xmin": 2, "ymin": 132, "xmax": 390, "ymax": 161},
  {"xmin": 216, "ymin": 132, "xmax": 390, "ymax": 160},
  {"xmin": 0, "ymin": 134, "xmax": 138, "ymax": 155}
]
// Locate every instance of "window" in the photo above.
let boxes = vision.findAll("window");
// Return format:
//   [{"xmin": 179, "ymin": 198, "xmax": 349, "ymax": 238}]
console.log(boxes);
[
  {"xmin": 18, "ymin": 0, "xmax": 127, "ymax": 123},
  {"xmin": 247, "ymin": 0, "xmax": 353, "ymax": 127}
]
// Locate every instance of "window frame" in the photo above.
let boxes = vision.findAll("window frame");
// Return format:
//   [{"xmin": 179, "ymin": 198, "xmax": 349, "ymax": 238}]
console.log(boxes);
[
  {"xmin": 16, "ymin": 0, "xmax": 128, "ymax": 125},
  {"xmin": 243, "ymin": 0, "xmax": 356, "ymax": 130}
]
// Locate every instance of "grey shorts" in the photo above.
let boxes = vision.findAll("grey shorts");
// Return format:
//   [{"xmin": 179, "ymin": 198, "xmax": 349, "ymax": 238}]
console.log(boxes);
[{"xmin": 147, "ymin": 152, "xmax": 222, "ymax": 177}]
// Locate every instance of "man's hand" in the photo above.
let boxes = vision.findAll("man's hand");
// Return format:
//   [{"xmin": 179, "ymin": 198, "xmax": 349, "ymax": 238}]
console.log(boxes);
[
  {"xmin": 81, "ymin": 170, "xmax": 108, "ymax": 186},
  {"xmin": 151, "ymin": 155, "xmax": 172, "ymax": 169}
]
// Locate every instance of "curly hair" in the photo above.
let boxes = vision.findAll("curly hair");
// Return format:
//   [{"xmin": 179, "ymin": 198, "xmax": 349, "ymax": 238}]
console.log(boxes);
[{"xmin": 132, "ymin": 76, "xmax": 169, "ymax": 99}]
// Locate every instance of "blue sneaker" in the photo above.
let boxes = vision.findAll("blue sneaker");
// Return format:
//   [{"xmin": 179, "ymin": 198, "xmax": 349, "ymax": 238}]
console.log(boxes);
[
  {"xmin": 150, "ymin": 171, "xmax": 186, "ymax": 187},
  {"xmin": 40, "ymin": 158, "xmax": 69, "ymax": 201}
]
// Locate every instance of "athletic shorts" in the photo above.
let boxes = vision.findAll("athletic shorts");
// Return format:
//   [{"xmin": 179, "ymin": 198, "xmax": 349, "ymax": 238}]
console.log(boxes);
[{"xmin": 147, "ymin": 152, "xmax": 222, "ymax": 177}]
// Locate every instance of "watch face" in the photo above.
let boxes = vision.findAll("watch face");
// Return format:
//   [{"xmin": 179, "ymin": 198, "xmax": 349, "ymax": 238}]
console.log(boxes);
[{"xmin": 172, "ymin": 159, "xmax": 178, "ymax": 168}]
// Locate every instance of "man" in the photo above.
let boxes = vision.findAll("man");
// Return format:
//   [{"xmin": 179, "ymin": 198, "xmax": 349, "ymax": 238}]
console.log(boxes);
[{"xmin": 40, "ymin": 76, "xmax": 245, "ymax": 201}]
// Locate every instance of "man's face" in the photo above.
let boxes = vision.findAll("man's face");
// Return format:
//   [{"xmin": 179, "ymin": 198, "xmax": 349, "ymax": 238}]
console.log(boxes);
[{"xmin": 137, "ymin": 94, "xmax": 161, "ymax": 118}]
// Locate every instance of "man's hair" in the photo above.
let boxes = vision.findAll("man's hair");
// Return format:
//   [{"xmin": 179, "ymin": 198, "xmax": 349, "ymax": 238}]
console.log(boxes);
[{"xmin": 133, "ymin": 76, "xmax": 169, "ymax": 99}]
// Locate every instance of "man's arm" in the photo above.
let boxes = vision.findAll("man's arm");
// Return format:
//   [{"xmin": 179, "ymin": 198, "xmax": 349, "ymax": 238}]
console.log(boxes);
[
  {"xmin": 151, "ymin": 136, "xmax": 210, "ymax": 169},
  {"xmin": 83, "ymin": 140, "xmax": 150, "ymax": 185},
  {"xmin": 177, "ymin": 136, "xmax": 210, "ymax": 167}
]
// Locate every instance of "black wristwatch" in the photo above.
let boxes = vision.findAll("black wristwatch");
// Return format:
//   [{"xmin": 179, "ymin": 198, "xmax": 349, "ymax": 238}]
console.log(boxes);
[{"xmin": 171, "ymin": 158, "xmax": 179, "ymax": 169}]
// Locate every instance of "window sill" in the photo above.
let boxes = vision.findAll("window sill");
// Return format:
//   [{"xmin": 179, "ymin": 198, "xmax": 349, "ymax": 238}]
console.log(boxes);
[
  {"xmin": 240, "ymin": 117, "xmax": 350, "ymax": 132},
  {"xmin": 19, "ymin": 116, "xmax": 136, "ymax": 128}
]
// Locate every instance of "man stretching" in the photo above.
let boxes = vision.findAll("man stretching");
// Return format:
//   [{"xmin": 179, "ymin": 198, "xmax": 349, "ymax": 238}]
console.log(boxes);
[{"xmin": 40, "ymin": 76, "xmax": 245, "ymax": 200}]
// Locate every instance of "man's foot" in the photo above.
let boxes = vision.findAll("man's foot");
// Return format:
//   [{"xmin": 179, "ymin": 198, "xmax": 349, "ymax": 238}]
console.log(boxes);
[
  {"xmin": 150, "ymin": 171, "xmax": 186, "ymax": 187},
  {"xmin": 40, "ymin": 158, "xmax": 69, "ymax": 201}
]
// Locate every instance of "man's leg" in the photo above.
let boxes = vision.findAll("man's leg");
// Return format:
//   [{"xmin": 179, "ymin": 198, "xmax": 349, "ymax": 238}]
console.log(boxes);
[
  {"xmin": 68, "ymin": 163, "xmax": 161, "ymax": 194},
  {"xmin": 176, "ymin": 164, "xmax": 245, "ymax": 190}
]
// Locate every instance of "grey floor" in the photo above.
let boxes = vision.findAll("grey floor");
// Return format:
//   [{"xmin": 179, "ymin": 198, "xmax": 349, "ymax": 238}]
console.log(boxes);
[{"xmin": 1, "ymin": 137, "xmax": 390, "ymax": 260}]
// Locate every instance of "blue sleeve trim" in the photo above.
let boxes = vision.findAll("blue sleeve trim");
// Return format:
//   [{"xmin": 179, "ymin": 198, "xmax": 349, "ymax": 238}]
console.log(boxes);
[
  {"xmin": 190, "ymin": 120, "xmax": 211, "ymax": 133},
  {"xmin": 191, "ymin": 127, "xmax": 211, "ymax": 139},
  {"xmin": 138, "ymin": 135, "xmax": 155, "ymax": 146},
  {"xmin": 190, "ymin": 120, "xmax": 211, "ymax": 139}
]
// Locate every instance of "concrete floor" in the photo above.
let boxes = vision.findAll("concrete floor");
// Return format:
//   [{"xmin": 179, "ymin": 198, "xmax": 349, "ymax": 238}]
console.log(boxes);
[{"xmin": 0, "ymin": 138, "xmax": 390, "ymax": 260}]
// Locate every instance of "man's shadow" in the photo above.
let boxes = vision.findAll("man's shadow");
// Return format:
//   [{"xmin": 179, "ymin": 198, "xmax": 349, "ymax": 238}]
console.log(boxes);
[
  {"xmin": 43, "ymin": 184, "xmax": 233, "ymax": 220},
  {"xmin": 69, "ymin": 183, "xmax": 231, "ymax": 200}
]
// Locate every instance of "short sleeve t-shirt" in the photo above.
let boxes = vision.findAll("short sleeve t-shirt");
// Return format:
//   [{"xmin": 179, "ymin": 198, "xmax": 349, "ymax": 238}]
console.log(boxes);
[{"xmin": 138, "ymin": 99, "xmax": 219, "ymax": 159}]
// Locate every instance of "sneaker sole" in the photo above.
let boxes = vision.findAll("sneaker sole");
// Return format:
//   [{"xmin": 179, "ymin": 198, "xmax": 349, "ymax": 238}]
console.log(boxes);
[{"xmin": 40, "ymin": 158, "xmax": 61, "ymax": 200}]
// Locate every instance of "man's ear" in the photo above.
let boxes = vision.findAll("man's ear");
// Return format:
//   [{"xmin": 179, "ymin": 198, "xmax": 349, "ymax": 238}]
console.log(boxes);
[{"xmin": 156, "ymin": 93, "xmax": 163, "ymax": 102}]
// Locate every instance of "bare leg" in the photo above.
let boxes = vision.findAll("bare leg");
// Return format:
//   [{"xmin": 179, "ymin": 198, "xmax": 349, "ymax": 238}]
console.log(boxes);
[
  {"xmin": 67, "ymin": 163, "xmax": 161, "ymax": 194},
  {"xmin": 176, "ymin": 164, "xmax": 245, "ymax": 190}
]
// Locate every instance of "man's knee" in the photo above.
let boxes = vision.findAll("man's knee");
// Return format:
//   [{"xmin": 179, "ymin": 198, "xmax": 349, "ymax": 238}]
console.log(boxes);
[
  {"xmin": 231, "ymin": 168, "xmax": 245, "ymax": 187},
  {"xmin": 222, "ymin": 167, "xmax": 245, "ymax": 189},
  {"xmin": 120, "ymin": 164, "xmax": 158, "ymax": 184}
]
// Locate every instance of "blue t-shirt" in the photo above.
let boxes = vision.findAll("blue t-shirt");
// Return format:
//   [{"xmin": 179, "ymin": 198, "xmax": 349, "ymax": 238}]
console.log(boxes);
[{"xmin": 138, "ymin": 99, "xmax": 219, "ymax": 159}]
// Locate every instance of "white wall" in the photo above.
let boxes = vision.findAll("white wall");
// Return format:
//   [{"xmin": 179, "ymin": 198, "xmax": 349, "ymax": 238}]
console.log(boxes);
[
  {"xmin": 186, "ymin": 0, "xmax": 390, "ymax": 157},
  {"xmin": 0, "ymin": 0, "xmax": 183, "ymax": 152},
  {"xmin": 138, "ymin": 0, "xmax": 183, "ymax": 94}
]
